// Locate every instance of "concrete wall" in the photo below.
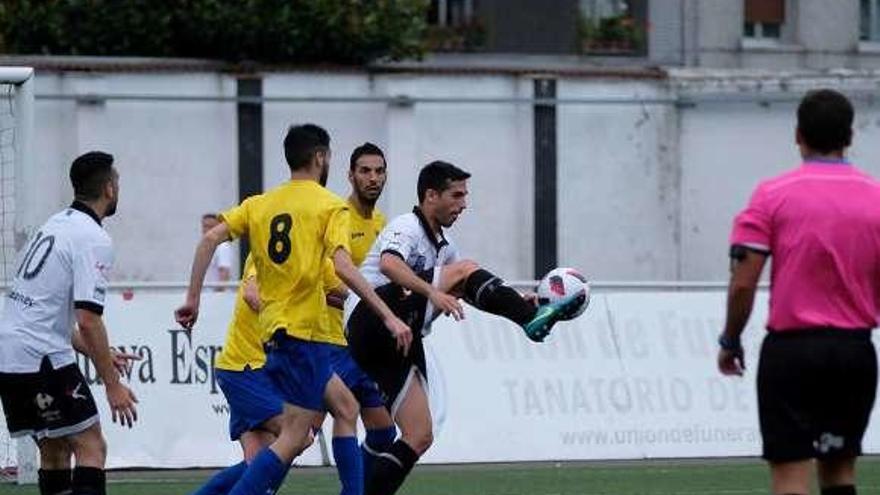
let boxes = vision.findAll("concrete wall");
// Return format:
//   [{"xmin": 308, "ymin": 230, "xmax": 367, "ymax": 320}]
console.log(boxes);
[
  {"xmin": 31, "ymin": 73, "xmax": 239, "ymax": 282},
  {"xmin": 557, "ymin": 80, "xmax": 680, "ymax": 281},
  {"xmin": 674, "ymin": 70, "xmax": 880, "ymax": 279},
  {"xmin": 20, "ymin": 68, "xmax": 880, "ymax": 283},
  {"xmin": 262, "ymin": 72, "xmax": 534, "ymax": 279},
  {"xmin": 26, "ymin": 70, "xmax": 536, "ymax": 282}
]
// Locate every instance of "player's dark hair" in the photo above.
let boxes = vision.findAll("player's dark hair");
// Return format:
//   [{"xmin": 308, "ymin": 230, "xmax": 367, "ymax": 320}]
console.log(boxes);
[
  {"xmin": 417, "ymin": 161, "xmax": 471, "ymax": 202},
  {"xmin": 69, "ymin": 151, "xmax": 114, "ymax": 201},
  {"xmin": 350, "ymin": 142, "xmax": 386, "ymax": 171},
  {"xmin": 797, "ymin": 89, "xmax": 854, "ymax": 154},
  {"xmin": 202, "ymin": 213, "xmax": 218, "ymax": 221},
  {"xmin": 284, "ymin": 124, "xmax": 330, "ymax": 171}
]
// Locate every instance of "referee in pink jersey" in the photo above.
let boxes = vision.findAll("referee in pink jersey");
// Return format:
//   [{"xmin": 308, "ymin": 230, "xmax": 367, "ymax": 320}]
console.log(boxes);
[{"xmin": 719, "ymin": 89, "xmax": 880, "ymax": 495}]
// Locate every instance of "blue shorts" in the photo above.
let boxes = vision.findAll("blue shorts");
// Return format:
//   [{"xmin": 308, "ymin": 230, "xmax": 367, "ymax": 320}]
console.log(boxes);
[
  {"xmin": 216, "ymin": 367, "xmax": 284, "ymax": 441},
  {"xmin": 264, "ymin": 332, "xmax": 332, "ymax": 412},
  {"xmin": 325, "ymin": 343, "xmax": 385, "ymax": 409}
]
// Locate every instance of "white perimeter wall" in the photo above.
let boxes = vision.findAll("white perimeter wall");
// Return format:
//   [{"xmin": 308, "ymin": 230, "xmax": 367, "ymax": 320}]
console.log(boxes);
[
  {"xmin": 31, "ymin": 72, "xmax": 239, "ymax": 281},
  {"xmin": 23, "ymin": 68, "xmax": 880, "ymax": 282},
  {"xmin": 7, "ymin": 287, "xmax": 880, "ymax": 468}
]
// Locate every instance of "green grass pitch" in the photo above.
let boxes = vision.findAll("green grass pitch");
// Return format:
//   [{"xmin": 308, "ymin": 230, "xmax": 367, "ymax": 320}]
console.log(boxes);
[{"xmin": 5, "ymin": 457, "xmax": 880, "ymax": 494}]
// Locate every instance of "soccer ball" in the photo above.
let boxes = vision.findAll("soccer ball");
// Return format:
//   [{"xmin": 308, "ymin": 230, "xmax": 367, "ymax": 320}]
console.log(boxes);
[{"xmin": 536, "ymin": 267, "xmax": 590, "ymax": 320}]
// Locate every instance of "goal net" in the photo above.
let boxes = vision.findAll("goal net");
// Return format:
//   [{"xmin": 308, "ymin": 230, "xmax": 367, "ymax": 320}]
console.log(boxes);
[{"xmin": 0, "ymin": 66, "xmax": 37, "ymax": 485}]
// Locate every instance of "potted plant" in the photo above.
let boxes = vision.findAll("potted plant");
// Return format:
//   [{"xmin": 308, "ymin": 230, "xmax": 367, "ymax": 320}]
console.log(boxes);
[
  {"xmin": 579, "ymin": 13, "xmax": 645, "ymax": 54},
  {"xmin": 425, "ymin": 17, "xmax": 487, "ymax": 52}
]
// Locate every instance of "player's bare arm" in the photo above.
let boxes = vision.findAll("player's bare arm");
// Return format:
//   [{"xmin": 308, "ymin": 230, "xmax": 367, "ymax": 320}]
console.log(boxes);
[
  {"xmin": 71, "ymin": 326, "xmax": 141, "ymax": 374},
  {"xmin": 332, "ymin": 248, "xmax": 413, "ymax": 355},
  {"xmin": 718, "ymin": 247, "xmax": 767, "ymax": 376},
  {"xmin": 176, "ymin": 221, "xmax": 232, "ymax": 329},
  {"xmin": 379, "ymin": 252, "xmax": 464, "ymax": 320},
  {"xmin": 242, "ymin": 276, "xmax": 261, "ymax": 312},
  {"xmin": 76, "ymin": 309, "xmax": 139, "ymax": 427}
]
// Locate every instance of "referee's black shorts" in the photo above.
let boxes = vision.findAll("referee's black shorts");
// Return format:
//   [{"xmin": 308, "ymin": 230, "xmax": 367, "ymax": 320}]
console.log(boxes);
[
  {"xmin": 346, "ymin": 272, "xmax": 433, "ymax": 416},
  {"xmin": 758, "ymin": 328, "xmax": 877, "ymax": 462}
]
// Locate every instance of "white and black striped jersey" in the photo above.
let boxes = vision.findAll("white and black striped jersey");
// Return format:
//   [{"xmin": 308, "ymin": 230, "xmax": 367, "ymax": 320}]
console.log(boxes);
[
  {"xmin": 344, "ymin": 207, "xmax": 459, "ymax": 335},
  {"xmin": 0, "ymin": 202, "xmax": 113, "ymax": 373}
]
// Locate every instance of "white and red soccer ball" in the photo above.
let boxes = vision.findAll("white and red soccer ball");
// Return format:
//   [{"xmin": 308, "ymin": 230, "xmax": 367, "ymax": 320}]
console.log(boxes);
[{"xmin": 536, "ymin": 267, "xmax": 590, "ymax": 319}]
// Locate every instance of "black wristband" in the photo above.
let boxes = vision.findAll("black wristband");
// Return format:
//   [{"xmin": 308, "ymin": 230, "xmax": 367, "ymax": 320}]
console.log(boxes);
[{"xmin": 718, "ymin": 334, "xmax": 742, "ymax": 351}]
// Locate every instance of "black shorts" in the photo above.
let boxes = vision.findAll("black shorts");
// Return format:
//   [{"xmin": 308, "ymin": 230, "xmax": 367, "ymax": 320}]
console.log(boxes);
[
  {"xmin": 757, "ymin": 328, "xmax": 877, "ymax": 462},
  {"xmin": 0, "ymin": 357, "xmax": 99, "ymax": 440},
  {"xmin": 346, "ymin": 275, "xmax": 432, "ymax": 416}
]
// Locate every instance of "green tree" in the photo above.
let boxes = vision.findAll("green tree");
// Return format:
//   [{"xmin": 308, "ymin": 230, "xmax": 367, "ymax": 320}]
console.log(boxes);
[{"xmin": 0, "ymin": 0, "xmax": 428, "ymax": 64}]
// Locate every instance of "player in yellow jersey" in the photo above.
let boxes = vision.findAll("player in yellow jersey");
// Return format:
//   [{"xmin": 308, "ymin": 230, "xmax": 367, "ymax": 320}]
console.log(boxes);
[
  {"xmin": 311, "ymin": 143, "xmax": 398, "ymax": 493},
  {"xmin": 175, "ymin": 125, "xmax": 421, "ymax": 495},
  {"xmin": 191, "ymin": 254, "xmax": 284, "ymax": 494}
]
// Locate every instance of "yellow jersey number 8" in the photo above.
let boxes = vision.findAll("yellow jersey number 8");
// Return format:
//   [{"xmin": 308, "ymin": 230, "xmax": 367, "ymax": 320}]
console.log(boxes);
[{"xmin": 268, "ymin": 213, "xmax": 292, "ymax": 264}]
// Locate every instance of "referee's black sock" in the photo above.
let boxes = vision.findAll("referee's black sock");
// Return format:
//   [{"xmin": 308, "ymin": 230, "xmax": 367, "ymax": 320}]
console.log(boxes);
[
  {"xmin": 822, "ymin": 485, "xmax": 856, "ymax": 495},
  {"xmin": 38, "ymin": 468, "xmax": 71, "ymax": 495},
  {"xmin": 365, "ymin": 439, "xmax": 419, "ymax": 495},
  {"xmin": 71, "ymin": 466, "xmax": 105, "ymax": 495},
  {"xmin": 463, "ymin": 269, "xmax": 536, "ymax": 325}
]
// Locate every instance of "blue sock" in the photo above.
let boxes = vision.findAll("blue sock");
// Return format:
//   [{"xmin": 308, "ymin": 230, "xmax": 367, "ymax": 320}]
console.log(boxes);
[
  {"xmin": 361, "ymin": 426, "xmax": 396, "ymax": 485},
  {"xmin": 228, "ymin": 448, "xmax": 288, "ymax": 495},
  {"xmin": 333, "ymin": 436, "xmax": 363, "ymax": 495},
  {"xmin": 192, "ymin": 461, "xmax": 247, "ymax": 495}
]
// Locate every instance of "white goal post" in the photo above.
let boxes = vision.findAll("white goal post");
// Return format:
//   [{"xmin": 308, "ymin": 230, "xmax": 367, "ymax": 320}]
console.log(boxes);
[
  {"xmin": 0, "ymin": 66, "xmax": 38, "ymax": 485},
  {"xmin": 0, "ymin": 67, "xmax": 34, "ymax": 282}
]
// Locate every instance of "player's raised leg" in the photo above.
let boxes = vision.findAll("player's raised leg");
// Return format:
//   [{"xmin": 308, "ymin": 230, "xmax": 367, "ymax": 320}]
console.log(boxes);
[{"xmin": 436, "ymin": 260, "xmax": 584, "ymax": 342}]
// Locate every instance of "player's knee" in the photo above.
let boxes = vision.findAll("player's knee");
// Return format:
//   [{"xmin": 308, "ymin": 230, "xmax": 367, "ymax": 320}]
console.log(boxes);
[
  {"xmin": 443, "ymin": 260, "xmax": 482, "ymax": 297},
  {"xmin": 240, "ymin": 431, "xmax": 271, "ymax": 463},
  {"xmin": 335, "ymin": 398, "xmax": 359, "ymax": 425},
  {"xmin": 460, "ymin": 259, "xmax": 481, "ymax": 273},
  {"xmin": 272, "ymin": 426, "xmax": 310, "ymax": 461},
  {"xmin": 261, "ymin": 412, "xmax": 286, "ymax": 437},
  {"xmin": 818, "ymin": 457, "xmax": 856, "ymax": 487},
  {"xmin": 361, "ymin": 407, "xmax": 394, "ymax": 430},
  {"xmin": 71, "ymin": 433, "xmax": 107, "ymax": 466},
  {"xmin": 310, "ymin": 412, "xmax": 327, "ymax": 432},
  {"xmin": 416, "ymin": 430, "xmax": 434, "ymax": 454},
  {"xmin": 327, "ymin": 391, "xmax": 359, "ymax": 425},
  {"xmin": 38, "ymin": 440, "xmax": 72, "ymax": 469},
  {"xmin": 404, "ymin": 428, "xmax": 433, "ymax": 455},
  {"xmin": 451, "ymin": 259, "xmax": 480, "ymax": 280},
  {"xmin": 275, "ymin": 406, "xmax": 321, "ymax": 458},
  {"xmin": 286, "ymin": 430, "xmax": 314, "ymax": 458}
]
